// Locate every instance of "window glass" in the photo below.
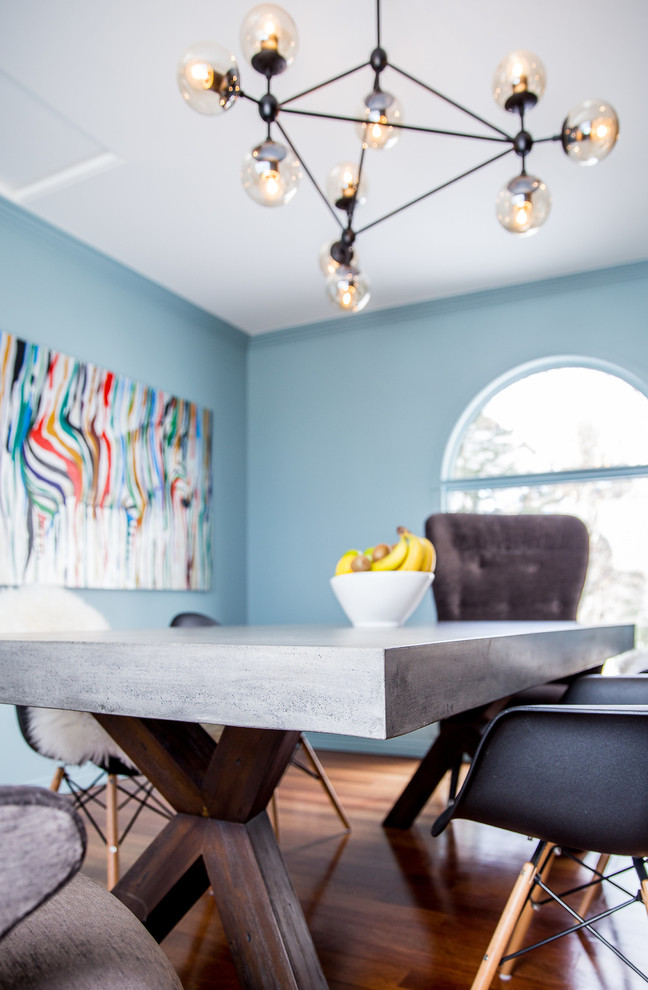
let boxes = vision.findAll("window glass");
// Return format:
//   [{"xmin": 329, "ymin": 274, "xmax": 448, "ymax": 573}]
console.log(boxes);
[
  {"xmin": 445, "ymin": 365, "xmax": 648, "ymax": 645},
  {"xmin": 453, "ymin": 368, "xmax": 648, "ymax": 478}
]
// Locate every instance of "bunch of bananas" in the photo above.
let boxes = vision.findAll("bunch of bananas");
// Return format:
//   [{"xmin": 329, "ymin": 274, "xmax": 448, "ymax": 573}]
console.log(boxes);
[{"xmin": 334, "ymin": 527, "xmax": 436, "ymax": 576}]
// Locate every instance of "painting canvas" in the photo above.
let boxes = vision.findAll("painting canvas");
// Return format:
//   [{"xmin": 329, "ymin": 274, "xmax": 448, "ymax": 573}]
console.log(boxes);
[{"xmin": 0, "ymin": 332, "xmax": 212, "ymax": 590}]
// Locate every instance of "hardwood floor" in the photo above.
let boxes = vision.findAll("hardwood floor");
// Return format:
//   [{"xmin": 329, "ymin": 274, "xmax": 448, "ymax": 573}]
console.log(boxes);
[{"xmin": 80, "ymin": 752, "xmax": 647, "ymax": 989}]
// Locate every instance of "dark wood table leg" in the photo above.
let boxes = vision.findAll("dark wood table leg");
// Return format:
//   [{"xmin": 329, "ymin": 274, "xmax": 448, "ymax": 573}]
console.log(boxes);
[
  {"xmin": 95, "ymin": 714, "xmax": 328, "ymax": 989},
  {"xmin": 204, "ymin": 813, "xmax": 328, "ymax": 989},
  {"xmin": 382, "ymin": 713, "xmax": 485, "ymax": 829}
]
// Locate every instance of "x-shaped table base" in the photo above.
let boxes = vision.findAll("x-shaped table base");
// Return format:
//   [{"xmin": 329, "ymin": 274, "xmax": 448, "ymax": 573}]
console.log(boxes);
[{"xmin": 96, "ymin": 714, "xmax": 328, "ymax": 989}]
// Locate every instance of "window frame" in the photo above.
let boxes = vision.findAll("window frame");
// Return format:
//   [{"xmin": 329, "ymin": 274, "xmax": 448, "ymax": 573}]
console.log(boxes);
[{"xmin": 441, "ymin": 355, "xmax": 648, "ymax": 505}]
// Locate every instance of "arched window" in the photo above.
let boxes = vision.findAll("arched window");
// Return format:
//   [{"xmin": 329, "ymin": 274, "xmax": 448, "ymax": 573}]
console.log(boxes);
[{"xmin": 442, "ymin": 362, "xmax": 648, "ymax": 643}]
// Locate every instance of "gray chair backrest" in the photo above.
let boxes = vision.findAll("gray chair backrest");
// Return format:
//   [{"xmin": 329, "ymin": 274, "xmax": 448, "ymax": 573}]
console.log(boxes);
[{"xmin": 425, "ymin": 513, "xmax": 589, "ymax": 621}]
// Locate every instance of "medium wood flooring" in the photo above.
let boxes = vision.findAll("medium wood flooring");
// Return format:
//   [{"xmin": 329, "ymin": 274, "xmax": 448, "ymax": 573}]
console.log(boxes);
[{"xmin": 80, "ymin": 751, "xmax": 647, "ymax": 989}]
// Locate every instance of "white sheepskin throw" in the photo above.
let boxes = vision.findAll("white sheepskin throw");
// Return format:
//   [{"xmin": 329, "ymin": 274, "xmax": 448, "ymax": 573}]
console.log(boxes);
[
  {"xmin": 0, "ymin": 585, "xmax": 135, "ymax": 769},
  {"xmin": 602, "ymin": 647, "xmax": 648, "ymax": 675}
]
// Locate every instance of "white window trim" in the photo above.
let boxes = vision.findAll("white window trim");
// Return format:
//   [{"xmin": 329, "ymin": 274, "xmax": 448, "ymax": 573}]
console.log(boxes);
[{"xmin": 441, "ymin": 355, "xmax": 648, "ymax": 507}]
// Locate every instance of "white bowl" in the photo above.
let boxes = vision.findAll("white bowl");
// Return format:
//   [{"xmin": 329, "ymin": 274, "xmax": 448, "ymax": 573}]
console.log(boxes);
[{"xmin": 330, "ymin": 570, "xmax": 434, "ymax": 628}]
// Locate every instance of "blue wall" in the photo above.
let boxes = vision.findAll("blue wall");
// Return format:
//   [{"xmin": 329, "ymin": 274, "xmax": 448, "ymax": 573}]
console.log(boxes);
[
  {"xmin": 0, "ymin": 198, "xmax": 249, "ymax": 783},
  {"xmin": 247, "ymin": 262, "xmax": 648, "ymax": 630}
]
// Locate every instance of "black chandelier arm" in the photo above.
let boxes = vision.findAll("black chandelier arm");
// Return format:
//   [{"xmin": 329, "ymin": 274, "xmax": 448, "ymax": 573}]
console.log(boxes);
[
  {"xmin": 280, "ymin": 62, "xmax": 371, "ymax": 108},
  {"xmin": 347, "ymin": 144, "xmax": 367, "ymax": 230},
  {"xmin": 273, "ymin": 119, "xmax": 345, "ymax": 229},
  {"xmin": 388, "ymin": 63, "xmax": 513, "ymax": 140},
  {"xmin": 277, "ymin": 104, "xmax": 512, "ymax": 143},
  {"xmin": 356, "ymin": 146, "xmax": 515, "ymax": 235}
]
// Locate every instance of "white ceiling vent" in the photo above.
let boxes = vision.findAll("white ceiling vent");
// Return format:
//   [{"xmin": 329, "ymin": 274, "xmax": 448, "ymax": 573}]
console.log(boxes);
[{"xmin": 0, "ymin": 69, "xmax": 121, "ymax": 204}]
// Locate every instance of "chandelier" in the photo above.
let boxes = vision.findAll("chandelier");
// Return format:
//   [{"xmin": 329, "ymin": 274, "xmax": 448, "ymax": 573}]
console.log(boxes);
[{"xmin": 177, "ymin": 3, "xmax": 619, "ymax": 315}]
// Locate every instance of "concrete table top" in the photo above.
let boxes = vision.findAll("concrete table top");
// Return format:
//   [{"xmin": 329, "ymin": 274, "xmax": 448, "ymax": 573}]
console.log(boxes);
[{"xmin": 0, "ymin": 621, "xmax": 634, "ymax": 739}]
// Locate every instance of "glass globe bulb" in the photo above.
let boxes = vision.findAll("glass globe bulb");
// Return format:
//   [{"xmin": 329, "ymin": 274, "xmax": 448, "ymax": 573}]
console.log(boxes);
[
  {"xmin": 355, "ymin": 90, "xmax": 402, "ymax": 150},
  {"xmin": 496, "ymin": 173, "xmax": 551, "ymax": 234},
  {"xmin": 240, "ymin": 4, "xmax": 298, "ymax": 77},
  {"xmin": 561, "ymin": 99, "xmax": 619, "ymax": 165},
  {"xmin": 325, "ymin": 162, "xmax": 368, "ymax": 214},
  {"xmin": 241, "ymin": 139, "xmax": 301, "ymax": 206},
  {"xmin": 326, "ymin": 265, "xmax": 371, "ymax": 313},
  {"xmin": 177, "ymin": 42, "xmax": 240, "ymax": 114},
  {"xmin": 319, "ymin": 238, "xmax": 360, "ymax": 277},
  {"xmin": 493, "ymin": 51, "xmax": 546, "ymax": 112}
]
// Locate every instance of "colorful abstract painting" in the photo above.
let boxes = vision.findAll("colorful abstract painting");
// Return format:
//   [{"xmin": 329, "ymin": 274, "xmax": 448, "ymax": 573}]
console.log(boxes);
[{"xmin": 0, "ymin": 332, "xmax": 212, "ymax": 590}]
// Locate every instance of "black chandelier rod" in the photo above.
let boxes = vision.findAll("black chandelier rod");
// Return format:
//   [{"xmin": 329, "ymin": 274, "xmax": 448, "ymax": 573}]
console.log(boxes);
[
  {"xmin": 388, "ymin": 63, "xmax": 512, "ymax": 140},
  {"xmin": 281, "ymin": 62, "xmax": 371, "ymax": 107},
  {"xmin": 356, "ymin": 146, "xmax": 515, "ymax": 234},
  {"xmin": 347, "ymin": 142, "xmax": 368, "ymax": 231},
  {"xmin": 277, "ymin": 104, "xmax": 512, "ymax": 144},
  {"xmin": 242, "ymin": 89, "xmax": 512, "ymax": 143},
  {"xmin": 273, "ymin": 118, "xmax": 346, "ymax": 229}
]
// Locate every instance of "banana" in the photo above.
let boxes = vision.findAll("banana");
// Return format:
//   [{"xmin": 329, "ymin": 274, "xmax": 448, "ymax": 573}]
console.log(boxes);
[
  {"xmin": 419, "ymin": 536, "xmax": 437, "ymax": 572},
  {"xmin": 334, "ymin": 530, "xmax": 436, "ymax": 576},
  {"xmin": 334, "ymin": 550, "xmax": 360, "ymax": 576},
  {"xmin": 371, "ymin": 531, "xmax": 408, "ymax": 570},
  {"xmin": 397, "ymin": 529, "xmax": 426, "ymax": 571}
]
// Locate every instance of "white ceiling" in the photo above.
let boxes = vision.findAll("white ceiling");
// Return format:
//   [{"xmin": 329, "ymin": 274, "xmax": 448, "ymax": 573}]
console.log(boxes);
[{"xmin": 0, "ymin": 1, "xmax": 646, "ymax": 335}]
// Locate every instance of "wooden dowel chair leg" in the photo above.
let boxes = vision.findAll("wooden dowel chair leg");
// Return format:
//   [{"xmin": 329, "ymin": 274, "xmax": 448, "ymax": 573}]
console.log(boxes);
[
  {"xmin": 269, "ymin": 790, "xmax": 280, "ymax": 840},
  {"xmin": 49, "ymin": 766, "xmax": 65, "ymax": 792},
  {"xmin": 471, "ymin": 857, "xmax": 540, "ymax": 990},
  {"xmin": 299, "ymin": 734, "xmax": 351, "ymax": 832},
  {"xmin": 576, "ymin": 852, "xmax": 610, "ymax": 920},
  {"xmin": 635, "ymin": 859, "xmax": 648, "ymax": 917},
  {"xmin": 106, "ymin": 773, "xmax": 120, "ymax": 890},
  {"xmin": 498, "ymin": 845, "xmax": 558, "ymax": 980}
]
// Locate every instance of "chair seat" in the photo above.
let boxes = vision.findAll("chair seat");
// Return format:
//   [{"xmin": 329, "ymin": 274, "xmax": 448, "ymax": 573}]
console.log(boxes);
[{"xmin": 0, "ymin": 872, "xmax": 182, "ymax": 989}]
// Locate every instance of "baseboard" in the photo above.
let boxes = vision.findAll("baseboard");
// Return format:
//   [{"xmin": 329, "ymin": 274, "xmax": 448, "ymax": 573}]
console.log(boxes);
[{"xmin": 304, "ymin": 723, "xmax": 439, "ymax": 758}]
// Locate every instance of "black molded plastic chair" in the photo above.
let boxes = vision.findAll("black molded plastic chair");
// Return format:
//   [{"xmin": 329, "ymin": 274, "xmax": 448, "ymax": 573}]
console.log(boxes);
[
  {"xmin": 170, "ymin": 612, "xmax": 351, "ymax": 833},
  {"xmin": 383, "ymin": 512, "xmax": 590, "ymax": 828},
  {"xmin": 554, "ymin": 672, "xmax": 648, "ymax": 920},
  {"xmin": 432, "ymin": 698, "xmax": 648, "ymax": 988}
]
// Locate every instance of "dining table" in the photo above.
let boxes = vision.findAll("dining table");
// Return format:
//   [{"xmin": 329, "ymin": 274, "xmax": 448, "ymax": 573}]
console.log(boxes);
[{"xmin": 0, "ymin": 619, "xmax": 634, "ymax": 989}]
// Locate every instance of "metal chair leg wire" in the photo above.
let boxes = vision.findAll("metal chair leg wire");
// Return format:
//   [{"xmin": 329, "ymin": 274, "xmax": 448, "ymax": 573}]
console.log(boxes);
[
  {"xmin": 55, "ymin": 767, "xmax": 173, "ymax": 888},
  {"xmin": 61, "ymin": 770, "xmax": 171, "ymax": 843},
  {"xmin": 496, "ymin": 844, "xmax": 648, "ymax": 985}
]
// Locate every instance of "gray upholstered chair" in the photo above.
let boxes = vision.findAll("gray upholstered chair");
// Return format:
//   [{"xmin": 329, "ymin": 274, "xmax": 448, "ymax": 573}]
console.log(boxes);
[
  {"xmin": 427, "ymin": 512, "xmax": 589, "ymax": 623},
  {"xmin": 383, "ymin": 512, "xmax": 591, "ymax": 828},
  {"xmin": 0, "ymin": 785, "xmax": 182, "ymax": 989}
]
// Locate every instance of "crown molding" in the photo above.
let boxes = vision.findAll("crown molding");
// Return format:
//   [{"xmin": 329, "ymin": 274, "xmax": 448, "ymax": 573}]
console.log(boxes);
[{"xmin": 249, "ymin": 259, "xmax": 648, "ymax": 350}]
